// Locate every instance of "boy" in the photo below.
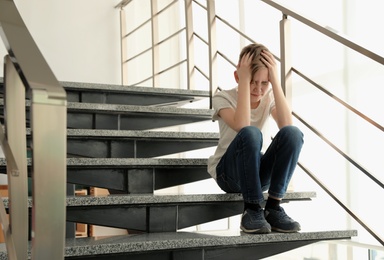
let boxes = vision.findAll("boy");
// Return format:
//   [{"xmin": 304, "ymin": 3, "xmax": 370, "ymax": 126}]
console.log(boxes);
[{"xmin": 207, "ymin": 43, "xmax": 303, "ymax": 234}]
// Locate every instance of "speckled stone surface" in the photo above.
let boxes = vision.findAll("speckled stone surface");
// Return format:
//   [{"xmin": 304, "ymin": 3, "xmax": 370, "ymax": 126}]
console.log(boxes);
[
  {"xmin": 1, "ymin": 191, "xmax": 316, "ymax": 208},
  {"xmin": 0, "ymin": 157, "xmax": 208, "ymax": 167},
  {"xmin": 0, "ymin": 77, "xmax": 210, "ymax": 97},
  {"xmin": 0, "ymin": 229, "xmax": 357, "ymax": 259},
  {"xmin": 0, "ymin": 98, "xmax": 213, "ymax": 116},
  {"xmin": 61, "ymin": 80, "xmax": 210, "ymax": 97},
  {"xmin": 65, "ymin": 129, "xmax": 220, "ymax": 139},
  {"xmin": 66, "ymin": 101, "xmax": 214, "ymax": 116}
]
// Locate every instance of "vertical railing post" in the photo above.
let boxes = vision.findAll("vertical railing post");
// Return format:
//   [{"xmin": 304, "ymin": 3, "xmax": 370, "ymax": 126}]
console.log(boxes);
[
  {"xmin": 151, "ymin": 0, "xmax": 159, "ymax": 88},
  {"xmin": 120, "ymin": 7, "xmax": 128, "ymax": 85},
  {"xmin": 4, "ymin": 55, "xmax": 29, "ymax": 260},
  {"xmin": 279, "ymin": 14, "xmax": 293, "ymax": 107},
  {"xmin": 207, "ymin": 0, "xmax": 217, "ymax": 109},
  {"xmin": 30, "ymin": 89, "xmax": 67, "ymax": 260},
  {"xmin": 184, "ymin": 0, "xmax": 195, "ymax": 90}
]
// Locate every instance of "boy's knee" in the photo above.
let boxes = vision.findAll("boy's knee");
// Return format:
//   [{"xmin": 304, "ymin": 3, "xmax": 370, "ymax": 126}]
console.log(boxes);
[
  {"xmin": 239, "ymin": 126, "xmax": 262, "ymax": 140},
  {"xmin": 280, "ymin": 126, "xmax": 304, "ymax": 146}
]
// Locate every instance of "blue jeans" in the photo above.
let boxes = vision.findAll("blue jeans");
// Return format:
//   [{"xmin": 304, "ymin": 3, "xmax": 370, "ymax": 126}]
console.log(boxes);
[{"xmin": 216, "ymin": 125, "xmax": 304, "ymax": 205}]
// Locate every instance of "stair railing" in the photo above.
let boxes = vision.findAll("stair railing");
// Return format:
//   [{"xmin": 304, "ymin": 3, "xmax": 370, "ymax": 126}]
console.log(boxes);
[
  {"xmin": 116, "ymin": 0, "xmax": 196, "ymax": 90},
  {"xmin": 0, "ymin": 0, "xmax": 67, "ymax": 259},
  {"xmin": 260, "ymin": 0, "xmax": 384, "ymax": 246},
  {"xmin": 116, "ymin": 0, "xmax": 384, "ymax": 247}
]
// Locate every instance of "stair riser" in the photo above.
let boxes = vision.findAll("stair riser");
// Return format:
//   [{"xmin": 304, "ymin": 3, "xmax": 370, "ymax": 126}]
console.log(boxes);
[
  {"xmin": 66, "ymin": 90, "xmax": 196, "ymax": 106},
  {"xmin": 68, "ymin": 167, "xmax": 211, "ymax": 193},
  {"xmin": 65, "ymin": 139, "xmax": 217, "ymax": 158},
  {"xmin": 67, "ymin": 112, "xmax": 210, "ymax": 130},
  {"xmin": 67, "ymin": 202, "xmax": 243, "ymax": 232}
]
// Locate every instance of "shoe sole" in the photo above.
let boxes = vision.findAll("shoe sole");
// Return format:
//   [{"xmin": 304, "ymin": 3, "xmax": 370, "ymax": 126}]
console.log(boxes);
[
  {"xmin": 271, "ymin": 226, "xmax": 301, "ymax": 233},
  {"xmin": 240, "ymin": 225, "xmax": 271, "ymax": 234}
]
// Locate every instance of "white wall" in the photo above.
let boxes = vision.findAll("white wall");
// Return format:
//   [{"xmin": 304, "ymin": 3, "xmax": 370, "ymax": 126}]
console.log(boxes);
[{"xmin": 0, "ymin": 0, "xmax": 122, "ymax": 84}]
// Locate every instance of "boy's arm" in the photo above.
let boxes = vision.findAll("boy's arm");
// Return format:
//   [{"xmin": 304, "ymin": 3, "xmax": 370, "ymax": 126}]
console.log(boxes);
[
  {"xmin": 218, "ymin": 52, "xmax": 253, "ymax": 132},
  {"xmin": 261, "ymin": 50, "xmax": 292, "ymax": 128}
]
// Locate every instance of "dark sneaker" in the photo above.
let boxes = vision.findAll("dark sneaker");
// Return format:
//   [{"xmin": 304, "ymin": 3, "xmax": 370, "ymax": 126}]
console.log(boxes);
[
  {"xmin": 240, "ymin": 208, "xmax": 271, "ymax": 234},
  {"xmin": 264, "ymin": 206, "xmax": 301, "ymax": 233}
]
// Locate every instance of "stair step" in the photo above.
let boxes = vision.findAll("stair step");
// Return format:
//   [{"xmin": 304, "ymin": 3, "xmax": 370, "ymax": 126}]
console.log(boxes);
[
  {"xmin": 0, "ymin": 229, "xmax": 357, "ymax": 259},
  {"xmin": 2, "ymin": 192, "xmax": 315, "ymax": 232},
  {"xmin": 62, "ymin": 81, "xmax": 210, "ymax": 106},
  {"xmin": 0, "ymin": 99, "xmax": 214, "ymax": 130},
  {"xmin": 2, "ymin": 192, "xmax": 316, "ymax": 208},
  {"xmin": 39, "ymin": 129, "xmax": 219, "ymax": 158},
  {"xmin": 0, "ymin": 158, "xmax": 212, "ymax": 192},
  {"xmin": 0, "ymin": 78, "xmax": 210, "ymax": 107}
]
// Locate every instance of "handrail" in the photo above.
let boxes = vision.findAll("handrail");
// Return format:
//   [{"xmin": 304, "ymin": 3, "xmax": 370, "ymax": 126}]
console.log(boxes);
[
  {"xmin": 260, "ymin": 0, "xmax": 384, "ymax": 66},
  {"xmin": 0, "ymin": 0, "xmax": 67, "ymax": 259}
]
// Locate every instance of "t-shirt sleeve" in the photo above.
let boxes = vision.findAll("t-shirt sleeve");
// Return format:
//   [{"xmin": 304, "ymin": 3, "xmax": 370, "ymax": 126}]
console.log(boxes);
[{"xmin": 211, "ymin": 91, "xmax": 234, "ymax": 121}]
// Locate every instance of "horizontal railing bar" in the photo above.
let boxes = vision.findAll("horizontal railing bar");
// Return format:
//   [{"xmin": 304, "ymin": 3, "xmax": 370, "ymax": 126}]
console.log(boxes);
[
  {"xmin": 157, "ymin": 60, "xmax": 186, "ymax": 75},
  {"xmin": 195, "ymin": 65, "xmax": 209, "ymax": 80},
  {"xmin": 123, "ymin": 0, "xmax": 178, "ymax": 38},
  {"xmin": 261, "ymin": 0, "xmax": 384, "ymax": 66},
  {"xmin": 192, "ymin": 0, "xmax": 206, "ymax": 10},
  {"xmin": 115, "ymin": 0, "xmax": 132, "ymax": 9},
  {"xmin": 193, "ymin": 32, "xmax": 208, "ymax": 45},
  {"xmin": 293, "ymin": 68, "xmax": 384, "ymax": 133},
  {"xmin": 130, "ymin": 60, "xmax": 186, "ymax": 86},
  {"xmin": 157, "ymin": 28, "xmax": 185, "ymax": 46},
  {"xmin": 156, "ymin": 0, "xmax": 179, "ymax": 17},
  {"xmin": 125, "ymin": 47, "xmax": 152, "ymax": 63},
  {"xmin": 125, "ymin": 28, "xmax": 185, "ymax": 63},
  {"xmin": 124, "ymin": 17, "xmax": 151, "ymax": 38},
  {"xmin": 215, "ymin": 14, "xmax": 254, "ymax": 45},
  {"xmin": 294, "ymin": 111, "xmax": 384, "ymax": 189},
  {"xmin": 217, "ymin": 50, "xmax": 236, "ymax": 67},
  {"xmin": 298, "ymin": 161, "xmax": 384, "ymax": 246}
]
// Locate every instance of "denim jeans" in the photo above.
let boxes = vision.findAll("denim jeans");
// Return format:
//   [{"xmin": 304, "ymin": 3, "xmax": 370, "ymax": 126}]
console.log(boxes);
[{"xmin": 216, "ymin": 125, "xmax": 304, "ymax": 205}]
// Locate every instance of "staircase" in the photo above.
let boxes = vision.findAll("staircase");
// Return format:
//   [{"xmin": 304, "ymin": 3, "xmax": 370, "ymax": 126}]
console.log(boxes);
[{"xmin": 0, "ymin": 79, "xmax": 357, "ymax": 259}]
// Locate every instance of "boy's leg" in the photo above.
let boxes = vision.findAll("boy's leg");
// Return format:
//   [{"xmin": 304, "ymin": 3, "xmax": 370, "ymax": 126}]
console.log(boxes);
[
  {"xmin": 216, "ymin": 126, "xmax": 271, "ymax": 234},
  {"xmin": 259, "ymin": 125, "xmax": 304, "ymax": 232},
  {"xmin": 260, "ymin": 125, "xmax": 304, "ymax": 198},
  {"xmin": 216, "ymin": 126, "xmax": 265, "ymax": 205}
]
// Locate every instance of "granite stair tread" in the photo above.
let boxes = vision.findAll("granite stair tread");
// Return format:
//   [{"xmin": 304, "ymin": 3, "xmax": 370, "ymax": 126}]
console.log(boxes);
[
  {"xmin": 64, "ymin": 129, "xmax": 219, "ymax": 139},
  {"xmin": 0, "ymin": 78, "xmax": 210, "ymax": 107},
  {"xmin": 62, "ymin": 230, "xmax": 358, "ymax": 258},
  {"xmin": 0, "ymin": 99, "xmax": 213, "ymax": 116},
  {"xmin": 0, "ymin": 229, "xmax": 358, "ymax": 259},
  {"xmin": 61, "ymin": 80, "xmax": 209, "ymax": 97},
  {"xmin": 0, "ymin": 157, "xmax": 209, "ymax": 168},
  {"xmin": 1, "ymin": 192, "xmax": 317, "ymax": 208}
]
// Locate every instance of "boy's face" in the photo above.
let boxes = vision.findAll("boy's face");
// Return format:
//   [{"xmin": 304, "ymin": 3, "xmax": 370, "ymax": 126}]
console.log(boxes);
[{"xmin": 250, "ymin": 67, "xmax": 269, "ymax": 107}]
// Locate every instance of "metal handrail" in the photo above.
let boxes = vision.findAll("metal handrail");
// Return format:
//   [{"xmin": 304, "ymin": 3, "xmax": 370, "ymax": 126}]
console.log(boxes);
[
  {"xmin": 0, "ymin": 0, "xmax": 67, "ymax": 259},
  {"xmin": 260, "ymin": 0, "xmax": 384, "ymax": 66}
]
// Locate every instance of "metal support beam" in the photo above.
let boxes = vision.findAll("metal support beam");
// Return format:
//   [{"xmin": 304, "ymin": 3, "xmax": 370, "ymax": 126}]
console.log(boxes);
[
  {"xmin": 207, "ymin": 0, "xmax": 218, "ymax": 109},
  {"xmin": 280, "ymin": 15, "xmax": 293, "ymax": 107},
  {"xmin": 184, "ymin": 0, "xmax": 195, "ymax": 90},
  {"xmin": 4, "ymin": 55, "xmax": 29, "ymax": 260}
]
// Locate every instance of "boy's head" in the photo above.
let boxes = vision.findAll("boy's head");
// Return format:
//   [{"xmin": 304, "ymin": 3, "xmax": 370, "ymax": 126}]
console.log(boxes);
[{"xmin": 238, "ymin": 43, "xmax": 269, "ymax": 78}]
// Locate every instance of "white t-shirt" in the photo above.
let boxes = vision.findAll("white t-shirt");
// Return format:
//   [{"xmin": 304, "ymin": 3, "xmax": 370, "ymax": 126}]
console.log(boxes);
[{"xmin": 207, "ymin": 87, "xmax": 275, "ymax": 179}]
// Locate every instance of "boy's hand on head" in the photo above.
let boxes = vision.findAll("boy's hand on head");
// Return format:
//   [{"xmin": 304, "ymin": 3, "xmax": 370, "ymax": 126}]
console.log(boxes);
[
  {"xmin": 237, "ymin": 52, "xmax": 253, "ymax": 84},
  {"xmin": 261, "ymin": 50, "xmax": 279, "ymax": 87}
]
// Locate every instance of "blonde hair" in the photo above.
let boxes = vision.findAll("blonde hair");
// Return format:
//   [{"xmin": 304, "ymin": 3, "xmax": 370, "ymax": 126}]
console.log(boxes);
[{"xmin": 238, "ymin": 43, "xmax": 269, "ymax": 77}]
